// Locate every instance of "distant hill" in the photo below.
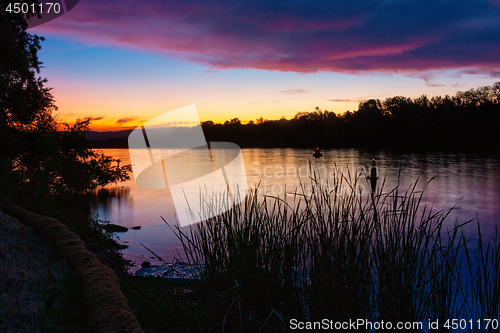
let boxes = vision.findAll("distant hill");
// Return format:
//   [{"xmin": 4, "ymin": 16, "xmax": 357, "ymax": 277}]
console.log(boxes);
[
  {"xmin": 87, "ymin": 130, "xmax": 132, "ymax": 141},
  {"xmin": 86, "ymin": 126, "xmax": 205, "ymax": 148},
  {"xmin": 87, "ymin": 130, "xmax": 131, "ymax": 148}
]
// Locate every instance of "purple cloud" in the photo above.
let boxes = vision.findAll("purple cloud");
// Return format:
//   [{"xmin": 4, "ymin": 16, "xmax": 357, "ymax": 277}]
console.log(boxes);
[
  {"xmin": 35, "ymin": 0, "xmax": 500, "ymax": 74},
  {"xmin": 328, "ymin": 98, "xmax": 363, "ymax": 103},
  {"xmin": 116, "ymin": 117, "xmax": 136, "ymax": 124},
  {"xmin": 86, "ymin": 116, "xmax": 105, "ymax": 121}
]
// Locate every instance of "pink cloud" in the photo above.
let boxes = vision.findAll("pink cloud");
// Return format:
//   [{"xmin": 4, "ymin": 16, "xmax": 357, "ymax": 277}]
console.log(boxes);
[{"xmin": 33, "ymin": 0, "xmax": 500, "ymax": 75}]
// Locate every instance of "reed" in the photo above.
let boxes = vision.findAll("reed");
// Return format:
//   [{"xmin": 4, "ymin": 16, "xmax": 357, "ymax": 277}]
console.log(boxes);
[
  {"xmin": 169, "ymin": 165, "xmax": 500, "ymax": 331},
  {"xmin": 464, "ymin": 225, "xmax": 500, "ymax": 332}
]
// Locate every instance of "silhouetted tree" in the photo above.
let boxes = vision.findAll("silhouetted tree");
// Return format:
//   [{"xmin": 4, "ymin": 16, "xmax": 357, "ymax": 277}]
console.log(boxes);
[{"xmin": 0, "ymin": 1, "xmax": 130, "ymax": 200}]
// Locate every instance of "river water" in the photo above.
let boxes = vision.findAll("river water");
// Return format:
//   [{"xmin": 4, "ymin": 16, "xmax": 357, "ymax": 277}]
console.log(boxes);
[{"xmin": 90, "ymin": 148, "xmax": 500, "ymax": 270}]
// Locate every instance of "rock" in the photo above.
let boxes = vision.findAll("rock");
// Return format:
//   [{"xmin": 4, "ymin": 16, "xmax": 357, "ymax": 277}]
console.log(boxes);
[
  {"xmin": 102, "ymin": 223, "xmax": 128, "ymax": 233},
  {"xmin": 141, "ymin": 261, "xmax": 152, "ymax": 268},
  {"xmin": 131, "ymin": 226, "xmax": 141, "ymax": 230}
]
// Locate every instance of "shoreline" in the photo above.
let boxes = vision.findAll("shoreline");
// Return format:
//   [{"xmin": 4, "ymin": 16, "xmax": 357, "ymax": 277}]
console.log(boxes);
[
  {"xmin": 0, "ymin": 196, "xmax": 143, "ymax": 332},
  {"xmin": 0, "ymin": 209, "xmax": 68, "ymax": 331}
]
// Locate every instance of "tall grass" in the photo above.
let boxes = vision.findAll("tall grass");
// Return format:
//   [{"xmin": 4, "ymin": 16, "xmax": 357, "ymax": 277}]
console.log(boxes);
[
  {"xmin": 170, "ymin": 166, "xmax": 500, "ymax": 332},
  {"xmin": 464, "ymin": 226, "xmax": 500, "ymax": 332}
]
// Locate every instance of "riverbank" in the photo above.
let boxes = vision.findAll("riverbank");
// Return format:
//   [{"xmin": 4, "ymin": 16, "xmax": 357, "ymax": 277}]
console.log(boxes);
[
  {"xmin": 0, "ymin": 209, "xmax": 73, "ymax": 331},
  {"xmin": 0, "ymin": 197, "xmax": 219, "ymax": 332},
  {"xmin": 0, "ymin": 196, "xmax": 143, "ymax": 332}
]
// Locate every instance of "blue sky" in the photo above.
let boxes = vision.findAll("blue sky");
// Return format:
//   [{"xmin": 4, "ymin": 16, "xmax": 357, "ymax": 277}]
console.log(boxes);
[{"xmin": 30, "ymin": 0, "xmax": 500, "ymax": 130}]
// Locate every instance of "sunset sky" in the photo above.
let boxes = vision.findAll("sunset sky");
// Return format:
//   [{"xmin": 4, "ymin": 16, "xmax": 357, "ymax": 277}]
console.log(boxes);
[{"xmin": 31, "ymin": 0, "xmax": 500, "ymax": 131}]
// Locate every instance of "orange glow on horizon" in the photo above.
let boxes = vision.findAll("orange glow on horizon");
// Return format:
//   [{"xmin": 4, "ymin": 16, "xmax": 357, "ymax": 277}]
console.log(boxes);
[{"xmin": 56, "ymin": 110, "xmax": 352, "ymax": 131}]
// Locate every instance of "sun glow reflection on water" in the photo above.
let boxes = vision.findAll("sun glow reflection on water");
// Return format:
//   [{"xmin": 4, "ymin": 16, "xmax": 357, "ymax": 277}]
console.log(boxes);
[{"xmin": 90, "ymin": 148, "xmax": 500, "ymax": 270}]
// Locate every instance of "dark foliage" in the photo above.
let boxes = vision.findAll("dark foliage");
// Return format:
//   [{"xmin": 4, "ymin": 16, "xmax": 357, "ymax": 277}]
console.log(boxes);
[
  {"xmin": 201, "ymin": 83, "xmax": 500, "ymax": 150},
  {"xmin": 0, "ymin": 1, "xmax": 131, "ymax": 202}
]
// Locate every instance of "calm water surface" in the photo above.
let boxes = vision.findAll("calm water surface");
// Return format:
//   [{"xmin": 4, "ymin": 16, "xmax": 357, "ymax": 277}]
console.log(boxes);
[{"xmin": 90, "ymin": 148, "xmax": 500, "ymax": 270}]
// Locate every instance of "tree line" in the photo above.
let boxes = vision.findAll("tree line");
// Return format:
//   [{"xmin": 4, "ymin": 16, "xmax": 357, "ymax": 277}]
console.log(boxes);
[{"xmin": 202, "ymin": 83, "xmax": 500, "ymax": 150}]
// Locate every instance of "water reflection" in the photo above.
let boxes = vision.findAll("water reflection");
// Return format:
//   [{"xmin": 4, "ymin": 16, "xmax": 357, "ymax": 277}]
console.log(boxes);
[
  {"xmin": 90, "ymin": 149, "xmax": 500, "ymax": 270},
  {"xmin": 89, "ymin": 186, "xmax": 131, "ymax": 209}
]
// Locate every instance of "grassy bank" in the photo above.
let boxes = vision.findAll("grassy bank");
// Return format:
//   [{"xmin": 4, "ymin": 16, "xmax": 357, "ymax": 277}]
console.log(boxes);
[
  {"xmin": 122, "ymin": 170, "xmax": 500, "ymax": 332},
  {"xmin": 0, "ymin": 190, "xmax": 134, "ymax": 331}
]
